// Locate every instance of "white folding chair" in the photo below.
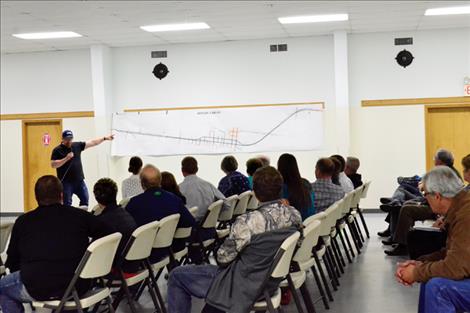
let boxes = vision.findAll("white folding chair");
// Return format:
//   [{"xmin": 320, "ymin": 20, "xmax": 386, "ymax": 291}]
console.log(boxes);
[
  {"xmin": 232, "ymin": 190, "xmax": 251, "ymax": 219},
  {"xmin": 280, "ymin": 220, "xmax": 324, "ymax": 312},
  {"xmin": 112, "ymin": 221, "xmax": 162, "ymax": 313},
  {"xmin": 32, "ymin": 233, "xmax": 122, "ymax": 313},
  {"xmin": 188, "ymin": 206, "xmax": 198, "ymax": 217},
  {"xmin": 172, "ymin": 224, "xmax": 193, "ymax": 266},
  {"xmin": 251, "ymin": 231, "xmax": 301, "ymax": 313},
  {"xmin": 217, "ymin": 195, "xmax": 238, "ymax": 234},
  {"xmin": 192, "ymin": 200, "xmax": 223, "ymax": 263},
  {"xmin": 0, "ymin": 222, "xmax": 14, "ymax": 276},
  {"xmin": 119, "ymin": 197, "xmax": 131, "ymax": 209},
  {"xmin": 246, "ymin": 191, "xmax": 259, "ymax": 211},
  {"xmin": 357, "ymin": 181, "xmax": 372, "ymax": 238}
]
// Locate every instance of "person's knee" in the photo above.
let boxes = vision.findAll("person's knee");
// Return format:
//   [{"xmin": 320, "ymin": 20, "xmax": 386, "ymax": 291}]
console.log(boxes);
[
  {"xmin": 168, "ymin": 265, "xmax": 192, "ymax": 287},
  {"xmin": 425, "ymin": 277, "xmax": 448, "ymax": 297}
]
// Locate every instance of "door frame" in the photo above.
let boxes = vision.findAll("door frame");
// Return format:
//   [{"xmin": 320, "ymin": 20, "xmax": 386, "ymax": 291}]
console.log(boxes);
[
  {"xmin": 22, "ymin": 119, "xmax": 63, "ymax": 210},
  {"xmin": 424, "ymin": 102, "xmax": 470, "ymax": 171}
]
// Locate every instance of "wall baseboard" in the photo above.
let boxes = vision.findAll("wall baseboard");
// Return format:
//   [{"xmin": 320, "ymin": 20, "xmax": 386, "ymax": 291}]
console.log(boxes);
[
  {"xmin": 0, "ymin": 213, "xmax": 23, "ymax": 217},
  {"xmin": 362, "ymin": 208, "xmax": 382, "ymax": 213}
]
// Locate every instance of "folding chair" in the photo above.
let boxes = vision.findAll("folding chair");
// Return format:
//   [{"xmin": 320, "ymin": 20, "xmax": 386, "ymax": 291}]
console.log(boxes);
[
  {"xmin": 250, "ymin": 231, "xmax": 301, "ymax": 313},
  {"xmin": 357, "ymin": 181, "xmax": 372, "ymax": 238},
  {"xmin": 322, "ymin": 203, "xmax": 344, "ymax": 281},
  {"xmin": 32, "ymin": 233, "xmax": 122, "ymax": 313},
  {"xmin": 246, "ymin": 191, "xmax": 259, "ymax": 211},
  {"xmin": 171, "ymin": 223, "xmax": 193, "ymax": 266},
  {"xmin": 280, "ymin": 220, "xmax": 324, "ymax": 313},
  {"xmin": 111, "ymin": 221, "xmax": 162, "ymax": 313},
  {"xmin": 191, "ymin": 200, "xmax": 223, "ymax": 263},
  {"xmin": 0, "ymin": 222, "xmax": 14, "ymax": 277},
  {"xmin": 232, "ymin": 190, "xmax": 251, "ymax": 220},
  {"xmin": 119, "ymin": 197, "xmax": 131, "ymax": 209},
  {"xmin": 188, "ymin": 206, "xmax": 198, "ymax": 217},
  {"xmin": 345, "ymin": 190, "xmax": 364, "ymax": 251},
  {"xmin": 217, "ymin": 195, "xmax": 238, "ymax": 240},
  {"xmin": 349, "ymin": 188, "xmax": 366, "ymax": 243}
]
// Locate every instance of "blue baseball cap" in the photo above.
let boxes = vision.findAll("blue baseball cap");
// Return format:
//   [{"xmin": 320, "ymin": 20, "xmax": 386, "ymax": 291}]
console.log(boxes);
[{"xmin": 62, "ymin": 130, "xmax": 74, "ymax": 140}]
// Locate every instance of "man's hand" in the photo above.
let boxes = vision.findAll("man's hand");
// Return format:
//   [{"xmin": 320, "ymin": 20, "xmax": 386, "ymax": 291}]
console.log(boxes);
[
  {"xmin": 396, "ymin": 260, "xmax": 421, "ymax": 286},
  {"xmin": 104, "ymin": 134, "xmax": 115, "ymax": 141},
  {"xmin": 66, "ymin": 152, "xmax": 74, "ymax": 160},
  {"xmin": 432, "ymin": 216, "xmax": 445, "ymax": 229}
]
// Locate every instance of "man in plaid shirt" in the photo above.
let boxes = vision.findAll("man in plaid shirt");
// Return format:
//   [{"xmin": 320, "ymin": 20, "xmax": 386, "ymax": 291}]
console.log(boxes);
[{"xmin": 311, "ymin": 158, "xmax": 345, "ymax": 212}]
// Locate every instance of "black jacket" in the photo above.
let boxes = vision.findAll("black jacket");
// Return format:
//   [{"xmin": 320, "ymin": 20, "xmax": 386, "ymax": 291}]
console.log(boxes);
[
  {"xmin": 347, "ymin": 173, "xmax": 363, "ymax": 189},
  {"xmin": 6, "ymin": 204, "xmax": 111, "ymax": 300}
]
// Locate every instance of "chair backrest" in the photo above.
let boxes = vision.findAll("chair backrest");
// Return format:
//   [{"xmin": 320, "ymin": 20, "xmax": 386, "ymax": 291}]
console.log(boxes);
[
  {"xmin": 233, "ymin": 190, "xmax": 251, "ymax": 216},
  {"xmin": 79, "ymin": 232, "xmax": 122, "ymax": 279},
  {"xmin": 188, "ymin": 206, "xmax": 198, "ymax": 217},
  {"xmin": 361, "ymin": 181, "xmax": 372, "ymax": 199},
  {"xmin": 174, "ymin": 226, "xmax": 192, "ymax": 239},
  {"xmin": 320, "ymin": 202, "xmax": 338, "ymax": 236},
  {"xmin": 341, "ymin": 192, "xmax": 354, "ymax": 214},
  {"xmin": 218, "ymin": 195, "xmax": 238, "ymax": 222},
  {"xmin": 246, "ymin": 191, "xmax": 259, "ymax": 211},
  {"xmin": 153, "ymin": 214, "xmax": 180, "ymax": 249},
  {"xmin": 293, "ymin": 220, "xmax": 321, "ymax": 264},
  {"xmin": 271, "ymin": 231, "xmax": 301, "ymax": 278},
  {"xmin": 0, "ymin": 222, "xmax": 14, "ymax": 253},
  {"xmin": 125, "ymin": 220, "xmax": 160, "ymax": 261},
  {"xmin": 202, "ymin": 200, "xmax": 224, "ymax": 229},
  {"xmin": 350, "ymin": 187, "xmax": 362, "ymax": 209},
  {"xmin": 119, "ymin": 197, "xmax": 131, "ymax": 208}
]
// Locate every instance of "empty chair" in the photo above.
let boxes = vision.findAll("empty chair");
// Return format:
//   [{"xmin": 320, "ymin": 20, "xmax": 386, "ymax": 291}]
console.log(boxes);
[
  {"xmin": 251, "ymin": 231, "xmax": 301, "ymax": 313},
  {"xmin": 280, "ymin": 220, "xmax": 324, "ymax": 312},
  {"xmin": 0, "ymin": 222, "xmax": 14, "ymax": 277},
  {"xmin": 232, "ymin": 190, "xmax": 251, "ymax": 220},
  {"xmin": 32, "ymin": 232, "xmax": 122, "ymax": 313},
  {"xmin": 246, "ymin": 191, "xmax": 259, "ymax": 211}
]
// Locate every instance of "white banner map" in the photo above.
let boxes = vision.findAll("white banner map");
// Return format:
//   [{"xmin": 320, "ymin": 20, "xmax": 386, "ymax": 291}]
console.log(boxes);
[{"xmin": 111, "ymin": 103, "xmax": 324, "ymax": 156}]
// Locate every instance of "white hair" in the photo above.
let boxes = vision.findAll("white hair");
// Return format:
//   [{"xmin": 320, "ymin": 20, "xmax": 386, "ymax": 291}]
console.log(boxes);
[{"xmin": 422, "ymin": 166, "xmax": 464, "ymax": 198}]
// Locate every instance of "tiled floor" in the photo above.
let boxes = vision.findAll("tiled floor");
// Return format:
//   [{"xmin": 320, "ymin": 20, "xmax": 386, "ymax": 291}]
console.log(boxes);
[
  {"xmin": 23, "ymin": 213, "xmax": 419, "ymax": 313},
  {"xmin": 113, "ymin": 213, "xmax": 420, "ymax": 313}
]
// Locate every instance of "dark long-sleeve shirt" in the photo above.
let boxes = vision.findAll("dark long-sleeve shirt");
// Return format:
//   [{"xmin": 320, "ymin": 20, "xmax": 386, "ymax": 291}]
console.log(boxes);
[
  {"xmin": 218, "ymin": 171, "xmax": 250, "ymax": 197},
  {"xmin": 126, "ymin": 188, "xmax": 196, "ymax": 262},
  {"xmin": 6, "ymin": 204, "xmax": 111, "ymax": 300}
]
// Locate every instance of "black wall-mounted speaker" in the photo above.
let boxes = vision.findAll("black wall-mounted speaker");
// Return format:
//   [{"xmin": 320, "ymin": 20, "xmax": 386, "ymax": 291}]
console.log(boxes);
[
  {"xmin": 395, "ymin": 49, "xmax": 414, "ymax": 68},
  {"xmin": 153, "ymin": 63, "xmax": 169, "ymax": 79}
]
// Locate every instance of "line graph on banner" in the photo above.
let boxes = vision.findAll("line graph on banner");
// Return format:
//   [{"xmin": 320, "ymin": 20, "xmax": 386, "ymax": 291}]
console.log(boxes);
[{"xmin": 113, "ymin": 107, "xmax": 320, "ymax": 150}]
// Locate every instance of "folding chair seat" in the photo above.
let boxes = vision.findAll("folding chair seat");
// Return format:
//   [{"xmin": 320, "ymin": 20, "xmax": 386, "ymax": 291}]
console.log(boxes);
[
  {"xmin": 232, "ymin": 190, "xmax": 251, "ymax": 220},
  {"xmin": 251, "ymin": 231, "xmax": 301, "ymax": 313},
  {"xmin": 280, "ymin": 220, "xmax": 327, "ymax": 312},
  {"xmin": 246, "ymin": 191, "xmax": 259, "ymax": 211},
  {"xmin": 111, "ymin": 221, "xmax": 162, "ymax": 313},
  {"xmin": 32, "ymin": 233, "xmax": 122, "ymax": 313},
  {"xmin": 191, "ymin": 200, "xmax": 223, "ymax": 263},
  {"xmin": 172, "ymin": 226, "xmax": 192, "ymax": 265}
]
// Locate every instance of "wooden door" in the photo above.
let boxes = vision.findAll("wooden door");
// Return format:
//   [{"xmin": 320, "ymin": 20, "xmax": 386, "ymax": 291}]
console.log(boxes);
[
  {"xmin": 425, "ymin": 104, "xmax": 470, "ymax": 175},
  {"xmin": 22, "ymin": 120, "xmax": 62, "ymax": 211}
]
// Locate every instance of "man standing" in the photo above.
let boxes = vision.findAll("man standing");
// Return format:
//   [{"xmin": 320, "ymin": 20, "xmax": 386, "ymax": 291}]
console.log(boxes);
[{"xmin": 50, "ymin": 130, "xmax": 114, "ymax": 207}]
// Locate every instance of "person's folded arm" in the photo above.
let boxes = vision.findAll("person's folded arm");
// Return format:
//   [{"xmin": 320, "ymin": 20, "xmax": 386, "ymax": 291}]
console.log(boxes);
[
  {"xmin": 216, "ymin": 215, "xmax": 251, "ymax": 267},
  {"xmin": 416, "ymin": 247, "xmax": 447, "ymax": 262}
]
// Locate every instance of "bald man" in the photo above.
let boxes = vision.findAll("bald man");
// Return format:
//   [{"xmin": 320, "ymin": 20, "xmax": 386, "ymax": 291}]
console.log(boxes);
[{"xmin": 125, "ymin": 164, "xmax": 196, "ymax": 263}]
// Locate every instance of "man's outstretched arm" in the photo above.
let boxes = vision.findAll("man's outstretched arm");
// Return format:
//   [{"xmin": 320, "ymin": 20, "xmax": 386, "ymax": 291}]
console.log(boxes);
[{"xmin": 85, "ymin": 134, "xmax": 114, "ymax": 149}]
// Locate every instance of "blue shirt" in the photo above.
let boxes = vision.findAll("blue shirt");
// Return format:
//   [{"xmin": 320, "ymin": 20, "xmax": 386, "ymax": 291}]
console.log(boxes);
[
  {"xmin": 126, "ymin": 187, "xmax": 196, "ymax": 262},
  {"xmin": 247, "ymin": 176, "xmax": 254, "ymax": 189},
  {"xmin": 282, "ymin": 180, "xmax": 316, "ymax": 220},
  {"xmin": 218, "ymin": 171, "xmax": 250, "ymax": 197}
]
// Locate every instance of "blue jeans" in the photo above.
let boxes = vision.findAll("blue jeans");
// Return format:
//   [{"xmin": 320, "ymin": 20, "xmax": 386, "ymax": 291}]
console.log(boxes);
[
  {"xmin": 167, "ymin": 265, "xmax": 219, "ymax": 313},
  {"xmin": 418, "ymin": 277, "xmax": 470, "ymax": 313},
  {"xmin": 0, "ymin": 271, "xmax": 33, "ymax": 313},
  {"xmin": 62, "ymin": 179, "xmax": 89, "ymax": 206}
]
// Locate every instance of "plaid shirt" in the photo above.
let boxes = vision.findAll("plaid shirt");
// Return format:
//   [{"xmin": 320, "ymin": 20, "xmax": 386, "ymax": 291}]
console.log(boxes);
[{"xmin": 311, "ymin": 178, "xmax": 345, "ymax": 212}]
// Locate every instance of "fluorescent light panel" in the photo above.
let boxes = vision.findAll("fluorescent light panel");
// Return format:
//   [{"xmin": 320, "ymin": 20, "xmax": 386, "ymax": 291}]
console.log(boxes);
[
  {"xmin": 279, "ymin": 14, "xmax": 348, "ymax": 24},
  {"xmin": 140, "ymin": 22, "xmax": 210, "ymax": 32},
  {"xmin": 12, "ymin": 31, "xmax": 82, "ymax": 39},
  {"xmin": 425, "ymin": 6, "xmax": 470, "ymax": 16}
]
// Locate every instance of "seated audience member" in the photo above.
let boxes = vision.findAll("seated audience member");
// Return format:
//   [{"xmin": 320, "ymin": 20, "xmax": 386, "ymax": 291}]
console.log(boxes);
[
  {"xmin": 167, "ymin": 166, "xmax": 302, "ymax": 313},
  {"xmin": 434, "ymin": 148, "xmax": 462, "ymax": 179},
  {"xmin": 0, "ymin": 176, "xmax": 110, "ymax": 313},
  {"xmin": 311, "ymin": 158, "xmax": 345, "ymax": 212},
  {"xmin": 331, "ymin": 154, "xmax": 354, "ymax": 193},
  {"xmin": 217, "ymin": 155, "xmax": 250, "ymax": 197},
  {"xmin": 126, "ymin": 164, "xmax": 195, "ymax": 262},
  {"xmin": 345, "ymin": 156, "xmax": 363, "ymax": 188},
  {"xmin": 257, "ymin": 155, "xmax": 271, "ymax": 167},
  {"xmin": 277, "ymin": 153, "xmax": 315, "ymax": 219},
  {"xmin": 161, "ymin": 171, "xmax": 187, "ymax": 205},
  {"xmin": 179, "ymin": 156, "xmax": 226, "ymax": 221},
  {"xmin": 330, "ymin": 156, "xmax": 342, "ymax": 186},
  {"xmin": 395, "ymin": 166, "xmax": 470, "ymax": 313},
  {"xmin": 121, "ymin": 156, "xmax": 144, "ymax": 199},
  {"xmin": 93, "ymin": 178, "xmax": 138, "ymax": 273},
  {"xmin": 246, "ymin": 157, "xmax": 263, "ymax": 189},
  {"xmin": 462, "ymin": 154, "xmax": 470, "ymax": 191}
]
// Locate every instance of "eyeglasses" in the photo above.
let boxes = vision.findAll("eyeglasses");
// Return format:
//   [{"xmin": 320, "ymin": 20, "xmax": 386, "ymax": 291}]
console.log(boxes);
[{"xmin": 423, "ymin": 191, "xmax": 435, "ymax": 197}]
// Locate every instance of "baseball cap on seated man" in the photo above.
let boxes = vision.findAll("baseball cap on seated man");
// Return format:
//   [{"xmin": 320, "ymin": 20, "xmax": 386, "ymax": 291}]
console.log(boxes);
[{"xmin": 62, "ymin": 130, "xmax": 74, "ymax": 140}]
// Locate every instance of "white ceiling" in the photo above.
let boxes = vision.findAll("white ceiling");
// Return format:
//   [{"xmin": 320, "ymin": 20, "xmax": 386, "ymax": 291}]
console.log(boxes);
[{"xmin": 1, "ymin": 1, "xmax": 469, "ymax": 53}]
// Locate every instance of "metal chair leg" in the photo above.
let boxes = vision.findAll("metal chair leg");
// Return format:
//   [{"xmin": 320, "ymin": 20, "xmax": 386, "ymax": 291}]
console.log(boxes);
[
  {"xmin": 287, "ymin": 275, "xmax": 305, "ymax": 313},
  {"xmin": 354, "ymin": 215, "xmax": 365, "ymax": 243},
  {"xmin": 299, "ymin": 283, "xmax": 317, "ymax": 313},
  {"xmin": 310, "ymin": 265, "xmax": 329, "ymax": 309},
  {"xmin": 330, "ymin": 240, "xmax": 345, "ymax": 274},
  {"xmin": 324, "ymin": 248, "xmax": 340, "ymax": 288},
  {"xmin": 358, "ymin": 209, "xmax": 370, "ymax": 238},
  {"xmin": 337, "ymin": 226, "xmax": 352, "ymax": 263},
  {"xmin": 347, "ymin": 220, "xmax": 361, "ymax": 254},
  {"xmin": 333, "ymin": 236, "xmax": 346, "ymax": 268},
  {"xmin": 343, "ymin": 227, "xmax": 356, "ymax": 257},
  {"xmin": 313, "ymin": 251, "xmax": 333, "ymax": 302}
]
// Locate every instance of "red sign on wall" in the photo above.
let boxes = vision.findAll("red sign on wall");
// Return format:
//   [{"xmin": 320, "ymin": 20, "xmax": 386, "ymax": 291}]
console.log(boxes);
[{"xmin": 42, "ymin": 133, "xmax": 51, "ymax": 146}]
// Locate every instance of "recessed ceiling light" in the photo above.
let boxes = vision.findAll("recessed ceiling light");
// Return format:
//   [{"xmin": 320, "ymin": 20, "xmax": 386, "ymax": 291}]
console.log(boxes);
[
  {"xmin": 140, "ymin": 22, "xmax": 210, "ymax": 32},
  {"xmin": 425, "ymin": 6, "xmax": 470, "ymax": 16},
  {"xmin": 278, "ymin": 14, "xmax": 349, "ymax": 24},
  {"xmin": 12, "ymin": 31, "xmax": 82, "ymax": 39}
]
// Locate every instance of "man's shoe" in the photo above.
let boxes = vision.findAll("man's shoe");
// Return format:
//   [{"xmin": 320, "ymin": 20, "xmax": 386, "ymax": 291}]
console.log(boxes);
[
  {"xmin": 381, "ymin": 237, "xmax": 396, "ymax": 246},
  {"xmin": 377, "ymin": 228, "xmax": 391, "ymax": 237},
  {"xmin": 384, "ymin": 244, "xmax": 408, "ymax": 256},
  {"xmin": 380, "ymin": 204, "xmax": 400, "ymax": 213},
  {"xmin": 380, "ymin": 197, "xmax": 392, "ymax": 204}
]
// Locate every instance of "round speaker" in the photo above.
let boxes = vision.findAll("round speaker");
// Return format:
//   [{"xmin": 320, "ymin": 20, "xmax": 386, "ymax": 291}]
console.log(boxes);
[
  {"xmin": 395, "ymin": 49, "xmax": 414, "ymax": 68},
  {"xmin": 152, "ymin": 63, "xmax": 169, "ymax": 80}
]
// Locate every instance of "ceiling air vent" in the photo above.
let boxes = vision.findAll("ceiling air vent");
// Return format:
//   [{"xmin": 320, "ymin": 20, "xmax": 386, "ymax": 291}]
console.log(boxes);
[
  {"xmin": 394, "ymin": 37, "xmax": 413, "ymax": 46},
  {"xmin": 151, "ymin": 50, "xmax": 168, "ymax": 58},
  {"xmin": 269, "ymin": 44, "xmax": 288, "ymax": 52}
]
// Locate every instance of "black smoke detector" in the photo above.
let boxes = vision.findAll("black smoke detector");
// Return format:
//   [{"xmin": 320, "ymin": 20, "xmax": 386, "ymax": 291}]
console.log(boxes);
[
  {"xmin": 152, "ymin": 63, "xmax": 169, "ymax": 79},
  {"xmin": 395, "ymin": 49, "xmax": 414, "ymax": 68}
]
